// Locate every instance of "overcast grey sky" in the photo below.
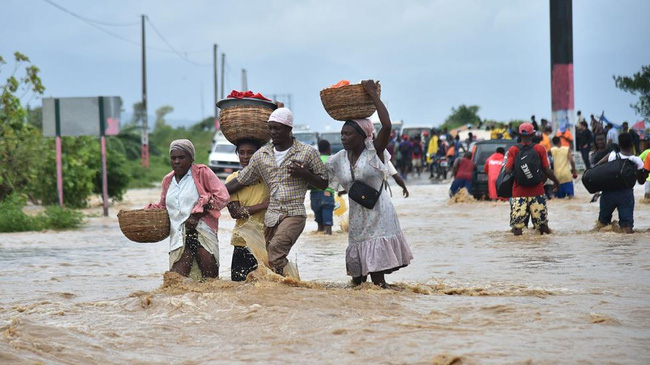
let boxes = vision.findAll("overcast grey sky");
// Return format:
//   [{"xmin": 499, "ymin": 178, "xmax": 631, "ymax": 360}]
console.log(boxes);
[{"xmin": 1, "ymin": 0, "xmax": 648, "ymax": 130}]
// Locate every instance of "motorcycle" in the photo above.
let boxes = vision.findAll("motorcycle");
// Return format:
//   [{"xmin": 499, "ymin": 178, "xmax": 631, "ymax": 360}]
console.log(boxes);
[{"xmin": 429, "ymin": 155, "xmax": 449, "ymax": 180}]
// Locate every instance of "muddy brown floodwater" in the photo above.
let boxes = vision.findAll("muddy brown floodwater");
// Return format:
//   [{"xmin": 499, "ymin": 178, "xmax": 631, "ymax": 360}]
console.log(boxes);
[{"xmin": 1, "ymin": 180, "xmax": 649, "ymax": 364}]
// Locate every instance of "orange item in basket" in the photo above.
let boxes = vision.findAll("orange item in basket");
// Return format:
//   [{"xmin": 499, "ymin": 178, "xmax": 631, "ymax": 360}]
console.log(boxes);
[{"xmin": 329, "ymin": 80, "xmax": 350, "ymax": 89}]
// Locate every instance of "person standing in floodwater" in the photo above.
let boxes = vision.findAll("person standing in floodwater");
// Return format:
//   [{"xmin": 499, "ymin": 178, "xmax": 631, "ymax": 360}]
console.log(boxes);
[
  {"xmin": 146, "ymin": 139, "xmax": 230, "ymax": 279},
  {"xmin": 225, "ymin": 108, "xmax": 328, "ymax": 275},
  {"xmin": 310, "ymin": 139, "xmax": 336, "ymax": 235},
  {"xmin": 225, "ymin": 139, "xmax": 270, "ymax": 281},
  {"xmin": 484, "ymin": 147, "xmax": 505, "ymax": 201},
  {"xmin": 325, "ymin": 80, "xmax": 413, "ymax": 288},
  {"xmin": 505, "ymin": 123, "xmax": 560, "ymax": 236}
]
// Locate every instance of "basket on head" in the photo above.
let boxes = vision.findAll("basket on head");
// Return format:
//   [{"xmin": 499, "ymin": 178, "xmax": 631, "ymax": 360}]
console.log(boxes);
[
  {"xmin": 217, "ymin": 98, "xmax": 277, "ymax": 145},
  {"xmin": 320, "ymin": 83, "xmax": 381, "ymax": 121},
  {"xmin": 118, "ymin": 209, "xmax": 170, "ymax": 243}
]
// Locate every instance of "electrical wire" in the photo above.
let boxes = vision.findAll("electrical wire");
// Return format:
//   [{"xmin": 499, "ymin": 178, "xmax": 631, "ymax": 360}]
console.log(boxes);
[
  {"xmin": 145, "ymin": 17, "xmax": 211, "ymax": 67},
  {"xmin": 42, "ymin": 0, "xmax": 140, "ymax": 26},
  {"xmin": 41, "ymin": 0, "xmax": 212, "ymax": 64}
]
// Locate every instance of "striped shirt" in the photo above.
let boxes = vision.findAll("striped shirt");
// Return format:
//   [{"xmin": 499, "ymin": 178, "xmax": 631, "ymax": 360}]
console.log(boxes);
[{"xmin": 237, "ymin": 138, "xmax": 327, "ymax": 227}]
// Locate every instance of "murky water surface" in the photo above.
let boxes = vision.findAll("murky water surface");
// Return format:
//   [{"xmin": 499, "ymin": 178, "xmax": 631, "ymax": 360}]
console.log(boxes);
[{"xmin": 1, "ymin": 182, "xmax": 649, "ymax": 363}]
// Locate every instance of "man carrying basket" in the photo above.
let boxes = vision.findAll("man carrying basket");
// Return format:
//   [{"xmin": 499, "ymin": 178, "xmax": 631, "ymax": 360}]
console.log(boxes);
[{"xmin": 225, "ymin": 108, "xmax": 329, "ymax": 275}]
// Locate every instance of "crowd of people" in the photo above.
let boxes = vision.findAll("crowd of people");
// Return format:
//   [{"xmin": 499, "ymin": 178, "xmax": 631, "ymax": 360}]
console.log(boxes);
[{"xmin": 143, "ymin": 93, "xmax": 649, "ymax": 286}]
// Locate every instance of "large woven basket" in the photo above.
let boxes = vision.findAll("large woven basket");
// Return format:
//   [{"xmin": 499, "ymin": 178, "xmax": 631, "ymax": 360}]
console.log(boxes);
[
  {"xmin": 320, "ymin": 83, "xmax": 381, "ymax": 121},
  {"xmin": 117, "ymin": 209, "xmax": 170, "ymax": 243},
  {"xmin": 219, "ymin": 104, "xmax": 274, "ymax": 144}
]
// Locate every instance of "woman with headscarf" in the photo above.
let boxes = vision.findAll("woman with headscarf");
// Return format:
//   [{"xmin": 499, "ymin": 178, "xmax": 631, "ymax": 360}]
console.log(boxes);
[
  {"xmin": 325, "ymin": 80, "xmax": 413, "ymax": 288},
  {"xmin": 146, "ymin": 139, "xmax": 230, "ymax": 279}
]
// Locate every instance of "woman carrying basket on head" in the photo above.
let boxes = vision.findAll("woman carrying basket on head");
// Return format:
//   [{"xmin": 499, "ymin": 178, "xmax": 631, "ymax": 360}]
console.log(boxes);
[
  {"xmin": 146, "ymin": 139, "xmax": 230, "ymax": 279},
  {"xmin": 325, "ymin": 80, "xmax": 413, "ymax": 288}
]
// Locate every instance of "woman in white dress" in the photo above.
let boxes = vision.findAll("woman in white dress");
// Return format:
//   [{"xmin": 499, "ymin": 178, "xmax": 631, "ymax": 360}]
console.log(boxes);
[
  {"xmin": 326, "ymin": 80, "xmax": 412, "ymax": 288},
  {"xmin": 146, "ymin": 139, "xmax": 230, "ymax": 279}
]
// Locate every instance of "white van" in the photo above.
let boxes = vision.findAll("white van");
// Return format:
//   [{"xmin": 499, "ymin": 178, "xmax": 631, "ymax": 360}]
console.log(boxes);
[{"xmin": 208, "ymin": 131, "xmax": 241, "ymax": 178}]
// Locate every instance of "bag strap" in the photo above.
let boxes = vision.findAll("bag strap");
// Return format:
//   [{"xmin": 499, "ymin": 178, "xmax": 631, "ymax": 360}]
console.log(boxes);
[{"xmin": 348, "ymin": 154, "xmax": 384, "ymax": 195}]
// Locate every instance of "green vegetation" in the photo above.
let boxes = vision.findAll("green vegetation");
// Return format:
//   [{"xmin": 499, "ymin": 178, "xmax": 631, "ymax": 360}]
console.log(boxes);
[
  {"xmin": 0, "ymin": 193, "xmax": 83, "ymax": 232},
  {"xmin": 441, "ymin": 105, "xmax": 481, "ymax": 130},
  {"xmin": 614, "ymin": 64, "xmax": 650, "ymax": 118}
]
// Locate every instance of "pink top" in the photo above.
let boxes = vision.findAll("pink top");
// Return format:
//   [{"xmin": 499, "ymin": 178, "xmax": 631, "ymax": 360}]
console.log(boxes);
[{"xmin": 145, "ymin": 164, "xmax": 230, "ymax": 232}]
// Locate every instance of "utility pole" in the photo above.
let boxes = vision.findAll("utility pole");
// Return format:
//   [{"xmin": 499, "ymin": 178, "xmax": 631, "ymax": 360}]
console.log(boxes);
[
  {"xmin": 140, "ymin": 14, "xmax": 149, "ymax": 168},
  {"xmin": 213, "ymin": 44, "xmax": 218, "ymax": 117},
  {"xmin": 220, "ymin": 53, "xmax": 225, "ymax": 99},
  {"xmin": 241, "ymin": 69, "xmax": 248, "ymax": 91},
  {"xmin": 550, "ymin": 0, "xmax": 574, "ymax": 151}
]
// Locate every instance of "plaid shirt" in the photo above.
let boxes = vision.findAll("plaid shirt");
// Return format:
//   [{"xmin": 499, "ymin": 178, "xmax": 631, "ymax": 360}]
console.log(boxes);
[{"xmin": 237, "ymin": 138, "xmax": 327, "ymax": 227}]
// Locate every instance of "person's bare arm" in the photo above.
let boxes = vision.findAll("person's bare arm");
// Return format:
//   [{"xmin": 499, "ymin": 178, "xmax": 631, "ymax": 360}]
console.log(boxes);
[
  {"xmin": 226, "ymin": 178, "xmax": 245, "ymax": 195},
  {"xmin": 568, "ymin": 150, "xmax": 577, "ymax": 177},
  {"xmin": 288, "ymin": 160, "xmax": 328, "ymax": 190},
  {"xmin": 543, "ymin": 167, "xmax": 560, "ymax": 191},
  {"xmin": 227, "ymin": 200, "xmax": 269, "ymax": 219},
  {"xmin": 365, "ymin": 80, "xmax": 391, "ymax": 158},
  {"xmin": 391, "ymin": 173, "xmax": 409, "ymax": 198}
]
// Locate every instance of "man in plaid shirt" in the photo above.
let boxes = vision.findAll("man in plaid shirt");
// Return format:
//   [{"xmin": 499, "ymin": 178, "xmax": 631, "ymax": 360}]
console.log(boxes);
[{"xmin": 226, "ymin": 108, "xmax": 328, "ymax": 275}]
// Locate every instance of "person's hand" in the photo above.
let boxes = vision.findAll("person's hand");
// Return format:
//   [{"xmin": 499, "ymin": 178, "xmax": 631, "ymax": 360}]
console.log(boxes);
[
  {"xmin": 552, "ymin": 182, "xmax": 560, "ymax": 192},
  {"xmin": 275, "ymin": 101, "xmax": 285, "ymax": 108},
  {"xmin": 185, "ymin": 214, "xmax": 200, "ymax": 230},
  {"xmin": 402, "ymin": 188, "xmax": 410, "ymax": 198},
  {"xmin": 288, "ymin": 160, "xmax": 309, "ymax": 178},
  {"xmin": 572, "ymin": 171, "xmax": 578, "ymax": 179},
  {"xmin": 338, "ymin": 190, "xmax": 347, "ymax": 196},
  {"xmin": 361, "ymin": 79, "xmax": 379, "ymax": 97}
]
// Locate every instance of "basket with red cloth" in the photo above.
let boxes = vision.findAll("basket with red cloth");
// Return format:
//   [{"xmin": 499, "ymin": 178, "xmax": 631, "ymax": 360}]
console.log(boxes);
[{"xmin": 216, "ymin": 90, "xmax": 277, "ymax": 144}]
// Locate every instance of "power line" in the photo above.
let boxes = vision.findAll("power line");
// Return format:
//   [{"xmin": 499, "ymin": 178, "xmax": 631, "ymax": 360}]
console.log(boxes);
[
  {"xmin": 42, "ymin": 0, "xmax": 140, "ymax": 27},
  {"xmin": 41, "ymin": 0, "xmax": 211, "ymax": 61},
  {"xmin": 145, "ymin": 17, "xmax": 211, "ymax": 67}
]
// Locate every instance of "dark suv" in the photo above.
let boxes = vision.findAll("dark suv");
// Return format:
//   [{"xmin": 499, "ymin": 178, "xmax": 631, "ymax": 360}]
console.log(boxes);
[{"xmin": 471, "ymin": 139, "xmax": 517, "ymax": 199}]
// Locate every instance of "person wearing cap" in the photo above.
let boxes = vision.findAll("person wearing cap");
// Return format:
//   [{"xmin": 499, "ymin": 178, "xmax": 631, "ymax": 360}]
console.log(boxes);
[
  {"xmin": 146, "ymin": 139, "xmax": 230, "ymax": 279},
  {"xmin": 225, "ymin": 107, "xmax": 328, "ymax": 275},
  {"xmin": 504, "ymin": 123, "xmax": 560, "ymax": 236}
]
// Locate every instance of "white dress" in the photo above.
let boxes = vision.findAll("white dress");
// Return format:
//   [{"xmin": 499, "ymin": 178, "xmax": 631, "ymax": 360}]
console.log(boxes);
[{"xmin": 326, "ymin": 147, "xmax": 412, "ymax": 277}]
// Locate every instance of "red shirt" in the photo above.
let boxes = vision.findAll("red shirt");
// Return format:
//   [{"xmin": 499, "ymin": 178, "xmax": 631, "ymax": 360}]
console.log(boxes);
[
  {"xmin": 505, "ymin": 143, "xmax": 550, "ymax": 197},
  {"xmin": 456, "ymin": 157, "xmax": 474, "ymax": 180}
]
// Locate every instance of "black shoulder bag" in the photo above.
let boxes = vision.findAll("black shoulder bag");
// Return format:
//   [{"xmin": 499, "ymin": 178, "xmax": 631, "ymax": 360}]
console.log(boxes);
[{"xmin": 348, "ymin": 160, "xmax": 383, "ymax": 209}]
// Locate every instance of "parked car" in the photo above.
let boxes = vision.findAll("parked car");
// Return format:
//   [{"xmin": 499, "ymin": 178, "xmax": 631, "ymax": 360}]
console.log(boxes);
[
  {"xmin": 293, "ymin": 129, "xmax": 319, "ymax": 149},
  {"xmin": 319, "ymin": 131, "xmax": 343, "ymax": 154},
  {"xmin": 470, "ymin": 139, "xmax": 517, "ymax": 199},
  {"xmin": 208, "ymin": 135, "xmax": 241, "ymax": 178}
]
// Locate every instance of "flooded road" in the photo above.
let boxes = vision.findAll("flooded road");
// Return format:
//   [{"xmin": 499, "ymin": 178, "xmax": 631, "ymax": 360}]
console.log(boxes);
[{"xmin": 1, "ymin": 180, "xmax": 649, "ymax": 364}]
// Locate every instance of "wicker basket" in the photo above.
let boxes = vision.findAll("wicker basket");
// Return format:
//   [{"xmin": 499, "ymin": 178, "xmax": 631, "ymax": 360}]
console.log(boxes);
[
  {"xmin": 219, "ymin": 104, "xmax": 274, "ymax": 144},
  {"xmin": 117, "ymin": 209, "xmax": 170, "ymax": 243},
  {"xmin": 320, "ymin": 83, "xmax": 381, "ymax": 121}
]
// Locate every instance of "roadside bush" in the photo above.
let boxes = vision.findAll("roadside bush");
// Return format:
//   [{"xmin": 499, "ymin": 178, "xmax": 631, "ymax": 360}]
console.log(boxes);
[
  {"xmin": 0, "ymin": 193, "xmax": 42, "ymax": 232},
  {"xmin": 42, "ymin": 205, "xmax": 84, "ymax": 230},
  {"xmin": 0, "ymin": 193, "xmax": 84, "ymax": 232}
]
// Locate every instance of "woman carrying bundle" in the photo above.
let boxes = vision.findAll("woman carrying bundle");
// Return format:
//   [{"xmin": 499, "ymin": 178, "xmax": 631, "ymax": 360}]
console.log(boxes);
[
  {"xmin": 325, "ymin": 80, "xmax": 413, "ymax": 288},
  {"xmin": 146, "ymin": 139, "xmax": 230, "ymax": 279},
  {"xmin": 225, "ymin": 139, "xmax": 270, "ymax": 281}
]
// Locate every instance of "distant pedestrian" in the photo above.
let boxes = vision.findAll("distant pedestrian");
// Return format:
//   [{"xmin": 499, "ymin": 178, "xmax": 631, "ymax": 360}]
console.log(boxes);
[
  {"xmin": 411, "ymin": 135, "xmax": 424, "ymax": 177},
  {"xmin": 550, "ymin": 136, "xmax": 577, "ymax": 199},
  {"xmin": 483, "ymin": 147, "xmax": 505, "ymax": 200},
  {"xmin": 576, "ymin": 120, "xmax": 593, "ymax": 169},
  {"xmin": 555, "ymin": 126, "xmax": 573, "ymax": 149},
  {"xmin": 449, "ymin": 152, "xmax": 474, "ymax": 197},
  {"xmin": 310, "ymin": 139, "xmax": 336, "ymax": 235}
]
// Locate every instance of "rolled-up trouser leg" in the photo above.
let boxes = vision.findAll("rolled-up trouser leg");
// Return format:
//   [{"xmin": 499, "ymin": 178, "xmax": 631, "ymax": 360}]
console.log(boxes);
[{"xmin": 264, "ymin": 216, "xmax": 306, "ymax": 273}]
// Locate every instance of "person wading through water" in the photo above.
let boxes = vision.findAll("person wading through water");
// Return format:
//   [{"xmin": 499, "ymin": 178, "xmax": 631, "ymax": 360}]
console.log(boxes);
[{"xmin": 225, "ymin": 108, "xmax": 328, "ymax": 275}]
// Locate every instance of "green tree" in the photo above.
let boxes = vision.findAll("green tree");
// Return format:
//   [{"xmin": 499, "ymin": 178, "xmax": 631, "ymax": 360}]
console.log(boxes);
[
  {"xmin": 191, "ymin": 116, "xmax": 216, "ymax": 132},
  {"xmin": 0, "ymin": 52, "xmax": 46, "ymax": 200},
  {"xmin": 442, "ymin": 105, "xmax": 481, "ymax": 130},
  {"xmin": 155, "ymin": 105, "xmax": 174, "ymax": 130},
  {"xmin": 614, "ymin": 65, "xmax": 650, "ymax": 118}
]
